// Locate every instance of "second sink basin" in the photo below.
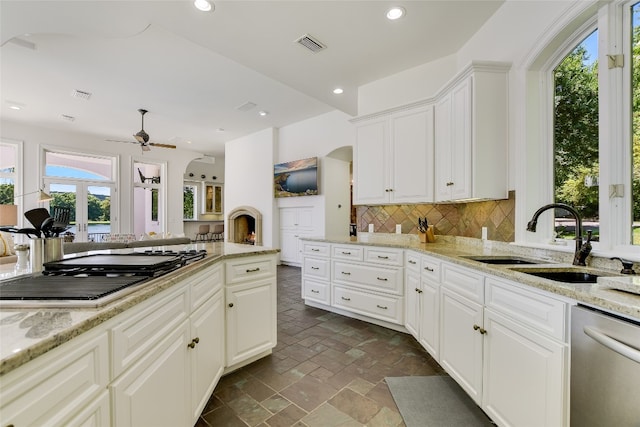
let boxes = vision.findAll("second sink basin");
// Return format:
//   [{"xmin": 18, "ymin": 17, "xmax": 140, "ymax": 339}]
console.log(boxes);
[
  {"xmin": 462, "ymin": 255, "xmax": 544, "ymax": 265},
  {"xmin": 510, "ymin": 268, "xmax": 612, "ymax": 284}
]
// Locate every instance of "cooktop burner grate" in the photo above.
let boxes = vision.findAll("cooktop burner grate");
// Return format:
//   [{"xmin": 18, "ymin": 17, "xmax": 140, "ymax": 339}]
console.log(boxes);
[{"xmin": 0, "ymin": 275, "xmax": 149, "ymax": 300}]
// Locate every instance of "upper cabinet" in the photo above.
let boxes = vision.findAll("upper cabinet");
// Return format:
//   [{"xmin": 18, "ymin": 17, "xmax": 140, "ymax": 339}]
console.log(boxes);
[
  {"xmin": 352, "ymin": 61, "xmax": 510, "ymax": 206},
  {"xmin": 353, "ymin": 105, "xmax": 434, "ymax": 205},
  {"xmin": 434, "ymin": 63, "xmax": 510, "ymax": 202}
]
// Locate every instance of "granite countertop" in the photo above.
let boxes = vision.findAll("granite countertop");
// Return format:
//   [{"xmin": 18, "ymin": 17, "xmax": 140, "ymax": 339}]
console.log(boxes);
[
  {"xmin": 305, "ymin": 234, "xmax": 640, "ymax": 321},
  {"xmin": 0, "ymin": 242, "xmax": 278, "ymax": 376}
]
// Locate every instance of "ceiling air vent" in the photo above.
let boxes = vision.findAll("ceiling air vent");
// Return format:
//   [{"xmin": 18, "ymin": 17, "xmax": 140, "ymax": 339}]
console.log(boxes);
[
  {"xmin": 60, "ymin": 114, "xmax": 76, "ymax": 122},
  {"xmin": 295, "ymin": 34, "xmax": 326, "ymax": 53},
  {"xmin": 71, "ymin": 89, "xmax": 92, "ymax": 101},
  {"xmin": 236, "ymin": 101, "xmax": 257, "ymax": 112}
]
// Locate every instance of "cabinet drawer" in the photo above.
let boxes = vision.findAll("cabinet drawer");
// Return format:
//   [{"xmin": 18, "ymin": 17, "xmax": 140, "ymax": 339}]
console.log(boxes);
[
  {"xmin": 225, "ymin": 255, "xmax": 276, "ymax": 285},
  {"xmin": 485, "ymin": 277, "xmax": 568, "ymax": 342},
  {"xmin": 405, "ymin": 251, "xmax": 420, "ymax": 271},
  {"xmin": 332, "ymin": 245, "xmax": 364, "ymax": 261},
  {"xmin": 421, "ymin": 255, "xmax": 441, "ymax": 282},
  {"xmin": 333, "ymin": 285, "xmax": 403, "ymax": 325},
  {"xmin": 111, "ymin": 284, "xmax": 189, "ymax": 377},
  {"xmin": 0, "ymin": 330, "xmax": 109, "ymax": 426},
  {"xmin": 364, "ymin": 247, "xmax": 403, "ymax": 266},
  {"xmin": 190, "ymin": 264, "xmax": 222, "ymax": 311},
  {"xmin": 302, "ymin": 241, "xmax": 330, "ymax": 257},
  {"xmin": 441, "ymin": 263, "xmax": 484, "ymax": 303},
  {"xmin": 303, "ymin": 257, "xmax": 330, "ymax": 280},
  {"xmin": 303, "ymin": 278, "xmax": 330, "ymax": 305},
  {"xmin": 332, "ymin": 261, "xmax": 403, "ymax": 295}
]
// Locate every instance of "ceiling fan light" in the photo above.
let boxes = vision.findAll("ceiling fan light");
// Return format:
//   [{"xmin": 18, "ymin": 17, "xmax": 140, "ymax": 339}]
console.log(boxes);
[
  {"xmin": 386, "ymin": 6, "xmax": 405, "ymax": 20},
  {"xmin": 135, "ymin": 130, "xmax": 149, "ymax": 143},
  {"xmin": 194, "ymin": 0, "xmax": 212, "ymax": 12}
]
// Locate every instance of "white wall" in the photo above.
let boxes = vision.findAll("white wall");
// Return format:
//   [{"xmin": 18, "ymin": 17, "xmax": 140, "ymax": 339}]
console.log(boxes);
[
  {"xmin": 1, "ymin": 119, "xmax": 200, "ymax": 235},
  {"xmin": 225, "ymin": 128, "xmax": 277, "ymax": 247}
]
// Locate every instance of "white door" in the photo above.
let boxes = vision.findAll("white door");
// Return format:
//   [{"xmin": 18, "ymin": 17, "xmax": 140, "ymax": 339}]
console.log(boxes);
[{"xmin": 44, "ymin": 180, "xmax": 116, "ymax": 242}]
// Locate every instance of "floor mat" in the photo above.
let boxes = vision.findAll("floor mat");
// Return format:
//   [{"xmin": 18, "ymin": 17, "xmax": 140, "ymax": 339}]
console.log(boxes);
[{"xmin": 385, "ymin": 376, "xmax": 494, "ymax": 427}]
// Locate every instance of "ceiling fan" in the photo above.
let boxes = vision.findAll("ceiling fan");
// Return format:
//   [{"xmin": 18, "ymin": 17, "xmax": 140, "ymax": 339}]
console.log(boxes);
[{"xmin": 107, "ymin": 109, "xmax": 177, "ymax": 151}]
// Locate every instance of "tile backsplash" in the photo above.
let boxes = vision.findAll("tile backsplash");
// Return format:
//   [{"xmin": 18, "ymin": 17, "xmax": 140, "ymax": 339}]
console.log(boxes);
[{"xmin": 356, "ymin": 191, "xmax": 516, "ymax": 242}]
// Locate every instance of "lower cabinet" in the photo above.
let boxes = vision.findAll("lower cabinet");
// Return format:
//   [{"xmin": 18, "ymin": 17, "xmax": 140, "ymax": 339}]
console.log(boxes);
[
  {"xmin": 225, "ymin": 254, "xmax": 278, "ymax": 368},
  {"xmin": 0, "ymin": 329, "xmax": 110, "ymax": 426}
]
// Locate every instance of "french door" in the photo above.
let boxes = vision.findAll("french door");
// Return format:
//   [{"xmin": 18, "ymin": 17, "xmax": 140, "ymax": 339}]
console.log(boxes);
[{"xmin": 45, "ymin": 179, "xmax": 116, "ymax": 242}]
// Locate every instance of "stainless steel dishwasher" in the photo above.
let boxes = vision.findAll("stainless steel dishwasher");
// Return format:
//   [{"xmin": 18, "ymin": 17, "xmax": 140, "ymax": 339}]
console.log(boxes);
[{"xmin": 571, "ymin": 305, "xmax": 640, "ymax": 426}]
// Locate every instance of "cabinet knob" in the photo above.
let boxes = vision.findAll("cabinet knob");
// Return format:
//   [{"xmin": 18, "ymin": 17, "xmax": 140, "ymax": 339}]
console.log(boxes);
[
  {"xmin": 473, "ymin": 324, "xmax": 487, "ymax": 334},
  {"xmin": 415, "ymin": 288, "xmax": 422, "ymax": 293},
  {"xmin": 228, "ymin": 303, "xmax": 234, "ymax": 308},
  {"xmin": 193, "ymin": 337, "xmax": 200, "ymax": 344},
  {"xmin": 188, "ymin": 341, "xmax": 196, "ymax": 349}
]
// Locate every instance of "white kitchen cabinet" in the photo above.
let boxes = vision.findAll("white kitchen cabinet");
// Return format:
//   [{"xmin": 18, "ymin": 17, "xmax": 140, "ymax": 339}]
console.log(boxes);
[
  {"xmin": 353, "ymin": 106, "xmax": 434, "ymax": 205},
  {"xmin": 440, "ymin": 286, "xmax": 484, "ymax": 404},
  {"xmin": 404, "ymin": 260, "xmax": 421, "ymax": 338},
  {"xmin": 111, "ymin": 263, "xmax": 225, "ymax": 427},
  {"xmin": 434, "ymin": 63, "xmax": 509, "ymax": 202},
  {"xmin": 302, "ymin": 242, "xmax": 331, "ymax": 305},
  {"xmin": 482, "ymin": 309, "xmax": 565, "ymax": 427},
  {"xmin": 190, "ymin": 290, "xmax": 224, "ymax": 424},
  {"xmin": 0, "ymin": 328, "xmax": 110, "ymax": 427},
  {"xmin": 225, "ymin": 254, "xmax": 277, "ymax": 368},
  {"xmin": 280, "ymin": 207, "xmax": 315, "ymax": 266}
]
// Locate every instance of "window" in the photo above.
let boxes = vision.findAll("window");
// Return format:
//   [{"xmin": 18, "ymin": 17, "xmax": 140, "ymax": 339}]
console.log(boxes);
[
  {"xmin": 553, "ymin": 30, "xmax": 599, "ymax": 242},
  {"xmin": 183, "ymin": 183, "xmax": 198, "ymax": 220},
  {"xmin": 0, "ymin": 143, "xmax": 18, "ymax": 204},
  {"xmin": 133, "ymin": 161, "xmax": 164, "ymax": 235},
  {"xmin": 530, "ymin": 0, "xmax": 640, "ymax": 254}
]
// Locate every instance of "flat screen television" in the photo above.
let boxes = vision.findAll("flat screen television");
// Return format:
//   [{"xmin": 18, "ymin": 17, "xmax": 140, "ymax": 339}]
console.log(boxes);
[{"xmin": 274, "ymin": 157, "xmax": 319, "ymax": 197}]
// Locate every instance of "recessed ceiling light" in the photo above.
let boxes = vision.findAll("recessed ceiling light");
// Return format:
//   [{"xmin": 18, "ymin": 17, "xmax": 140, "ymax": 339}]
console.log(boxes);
[
  {"xmin": 386, "ymin": 6, "xmax": 405, "ymax": 20},
  {"xmin": 9, "ymin": 105, "xmax": 21, "ymax": 110},
  {"xmin": 6, "ymin": 101, "xmax": 25, "ymax": 110},
  {"xmin": 194, "ymin": 0, "xmax": 213, "ymax": 12},
  {"xmin": 258, "ymin": 111, "xmax": 269, "ymax": 116},
  {"xmin": 333, "ymin": 88, "xmax": 344, "ymax": 95}
]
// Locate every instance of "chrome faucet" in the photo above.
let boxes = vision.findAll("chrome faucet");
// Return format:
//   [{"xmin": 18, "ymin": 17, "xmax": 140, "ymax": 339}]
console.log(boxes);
[{"xmin": 526, "ymin": 203, "xmax": 591, "ymax": 266}]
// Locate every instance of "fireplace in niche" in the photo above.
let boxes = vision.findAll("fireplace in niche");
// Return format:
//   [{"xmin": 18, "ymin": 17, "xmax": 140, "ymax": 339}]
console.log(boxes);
[{"xmin": 227, "ymin": 206, "xmax": 263, "ymax": 246}]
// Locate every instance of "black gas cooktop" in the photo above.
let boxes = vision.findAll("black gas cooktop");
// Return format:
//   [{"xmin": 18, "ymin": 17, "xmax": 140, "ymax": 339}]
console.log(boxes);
[{"xmin": 0, "ymin": 249, "xmax": 207, "ymax": 304}]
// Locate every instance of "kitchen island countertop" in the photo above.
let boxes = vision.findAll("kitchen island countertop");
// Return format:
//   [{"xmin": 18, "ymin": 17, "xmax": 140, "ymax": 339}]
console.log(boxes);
[{"xmin": 0, "ymin": 242, "xmax": 278, "ymax": 376}]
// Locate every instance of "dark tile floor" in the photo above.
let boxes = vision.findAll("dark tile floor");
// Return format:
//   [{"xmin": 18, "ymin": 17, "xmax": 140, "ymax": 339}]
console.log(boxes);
[{"xmin": 197, "ymin": 265, "xmax": 446, "ymax": 426}]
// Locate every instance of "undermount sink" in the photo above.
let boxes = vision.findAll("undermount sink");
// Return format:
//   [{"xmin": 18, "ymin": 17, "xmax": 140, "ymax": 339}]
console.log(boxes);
[
  {"xmin": 462, "ymin": 255, "xmax": 545, "ymax": 265},
  {"xmin": 510, "ymin": 269, "xmax": 611, "ymax": 284}
]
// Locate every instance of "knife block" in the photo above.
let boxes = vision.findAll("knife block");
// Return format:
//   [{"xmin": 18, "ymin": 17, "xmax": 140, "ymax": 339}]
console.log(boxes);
[{"xmin": 419, "ymin": 226, "xmax": 436, "ymax": 243}]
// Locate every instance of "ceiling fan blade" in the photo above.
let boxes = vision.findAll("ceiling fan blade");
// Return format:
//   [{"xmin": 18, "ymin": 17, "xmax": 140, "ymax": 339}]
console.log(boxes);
[
  {"xmin": 106, "ymin": 139, "xmax": 139, "ymax": 144},
  {"xmin": 149, "ymin": 143, "xmax": 177, "ymax": 149}
]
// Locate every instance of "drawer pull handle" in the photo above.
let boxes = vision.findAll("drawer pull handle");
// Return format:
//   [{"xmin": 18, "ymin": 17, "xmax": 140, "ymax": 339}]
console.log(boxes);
[
  {"xmin": 341, "ymin": 271, "xmax": 351, "ymax": 275},
  {"xmin": 341, "ymin": 296, "xmax": 351, "ymax": 301},
  {"xmin": 424, "ymin": 267, "xmax": 434, "ymax": 272},
  {"xmin": 311, "ymin": 266, "xmax": 319, "ymax": 270},
  {"xmin": 311, "ymin": 289, "xmax": 320, "ymax": 293},
  {"xmin": 311, "ymin": 248, "xmax": 320, "ymax": 252},
  {"xmin": 408, "ymin": 260, "xmax": 417, "ymax": 264},
  {"xmin": 377, "ymin": 255, "xmax": 389, "ymax": 259},
  {"xmin": 377, "ymin": 277, "xmax": 388, "ymax": 281},
  {"xmin": 473, "ymin": 324, "xmax": 487, "ymax": 334},
  {"xmin": 341, "ymin": 251, "xmax": 352, "ymax": 255},
  {"xmin": 376, "ymin": 305, "xmax": 388, "ymax": 310},
  {"xmin": 246, "ymin": 267, "xmax": 261, "ymax": 273},
  {"xmin": 446, "ymin": 181, "xmax": 454, "ymax": 186}
]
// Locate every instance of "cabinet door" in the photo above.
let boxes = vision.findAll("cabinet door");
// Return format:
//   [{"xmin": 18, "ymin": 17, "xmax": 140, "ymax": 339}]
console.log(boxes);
[
  {"xmin": 405, "ymin": 269, "xmax": 421, "ymax": 339},
  {"xmin": 434, "ymin": 94, "xmax": 453, "ymax": 201},
  {"xmin": 449, "ymin": 77, "xmax": 472, "ymax": 200},
  {"xmin": 111, "ymin": 321, "xmax": 191, "ymax": 427},
  {"xmin": 280, "ymin": 230, "xmax": 300, "ymax": 263},
  {"xmin": 440, "ymin": 288, "xmax": 483, "ymax": 404},
  {"xmin": 390, "ymin": 106, "xmax": 434, "ymax": 203},
  {"xmin": 190, "ymin": 291, "xmax": 225, "ymax": 424},
  {"xmin": 482, "ymin": 309, "xmax": 566, "ymax": 427},
  {"xmin": 226, "ymin": 278, "xmax": 277, "ymax": 366},
  {"xmin": 354, "ymin": 118, "xmax": 389, "ymax": 204},
  {"xmin": 419, "ymin": 278, "xmax": 439, "ymax": 360},
  {"xmin": 280, "ymin": 208, "xmax": 299, "ymax": 230}
]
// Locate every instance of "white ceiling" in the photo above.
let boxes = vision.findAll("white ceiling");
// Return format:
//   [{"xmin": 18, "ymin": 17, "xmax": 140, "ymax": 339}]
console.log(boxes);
[{"xmin": 0, "ymin": 1, "xmax": 503, "ymax": 157}]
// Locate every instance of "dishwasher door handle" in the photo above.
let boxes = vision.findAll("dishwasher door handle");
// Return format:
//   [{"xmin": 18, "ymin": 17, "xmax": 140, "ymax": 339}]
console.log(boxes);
[{"xmin": 584, "ymin": 326, "xmax": 640, "ymax": 364}]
